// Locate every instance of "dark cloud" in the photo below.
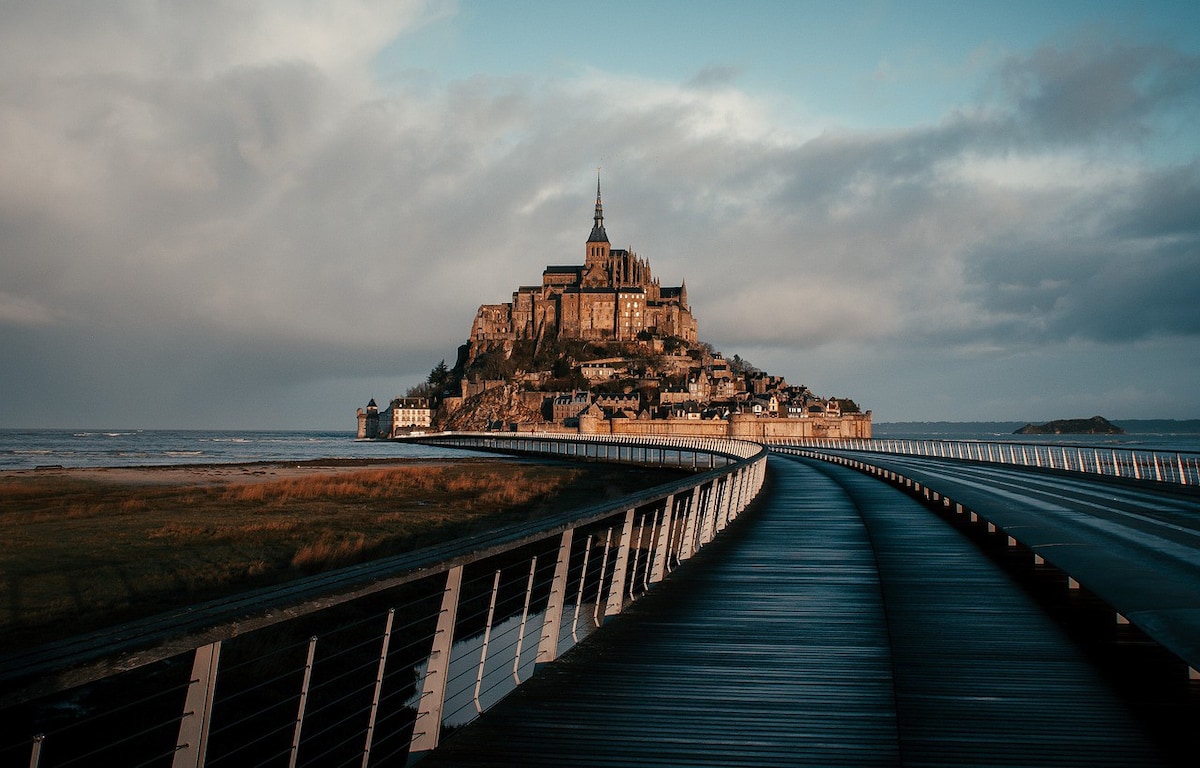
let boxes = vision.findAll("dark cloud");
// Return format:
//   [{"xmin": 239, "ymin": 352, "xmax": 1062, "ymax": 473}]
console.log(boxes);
[
  {"xmin": 959, "ymin": 161, "xmax": 1200, "ymax": 346},
  {"xmin": 994, "ymin": 37, "xmax": 1200, "ymax": 145},
  {"xmin": 1105, "ymin": 161, "xmax": 1200, "ymax": 239},
  {"xmin": 686, "ymin": 65, "xmax": 743, "ymax": 89}
]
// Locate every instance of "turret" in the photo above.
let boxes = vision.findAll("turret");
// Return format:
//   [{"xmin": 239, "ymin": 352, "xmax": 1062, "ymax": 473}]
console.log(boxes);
[
  {"xmin": 357, "ymin": 397, "xmax": 380, "ymax": 439},
  {"xmin": 585, "ymin": 170, "xmax": 611, "ymax": 268}
]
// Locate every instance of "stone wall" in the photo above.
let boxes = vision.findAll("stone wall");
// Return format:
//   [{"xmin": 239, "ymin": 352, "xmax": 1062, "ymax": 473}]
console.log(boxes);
[{"xmin": 578, "ymin": 411, "xmax": 872, "ymax": 440}]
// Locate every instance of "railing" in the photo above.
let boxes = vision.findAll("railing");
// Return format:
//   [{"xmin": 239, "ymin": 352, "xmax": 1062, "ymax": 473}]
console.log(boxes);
[
  {"xmin": 773, "ymin": 437, "xmax": 1200, "ymax": 486},
  {"xmin": 773, "ymin": 442, "xmax": 1200, "ymax": 682},
  {"xmin": 0, "ymin": 434, "xmax": 766, "ymax": 768},
  {"xmin": 414, "ymin": 431, "xmax": 763, "ymax": 468}
]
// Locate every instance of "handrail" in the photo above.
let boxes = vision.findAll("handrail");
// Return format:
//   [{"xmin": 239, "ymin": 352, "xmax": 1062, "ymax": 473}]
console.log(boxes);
[
  {"xmin": 771, "ymin": 437, "xmax": 1200, "ymax": 486},
  {"xmin": 776, "ymin": 443, "xmax": 1200, "ymax": 680},
  {"xmin": 0, "ymin": 433, "xmax": 767, "ymax": 768}
]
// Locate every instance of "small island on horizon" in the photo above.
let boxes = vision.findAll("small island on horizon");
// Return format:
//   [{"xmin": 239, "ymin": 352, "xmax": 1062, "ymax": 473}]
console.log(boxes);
[{"xmin": 1013, "ymin": 415, "xmax": 1126, "ymax": 435}]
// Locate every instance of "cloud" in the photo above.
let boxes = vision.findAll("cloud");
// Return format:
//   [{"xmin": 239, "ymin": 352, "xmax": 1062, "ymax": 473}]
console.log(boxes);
[
  {"xmin": 0, "ymin": 1, "xmax": 441, "ymax": 80},
  {"xmin": 0, "ymin": 7, "xmax": 1197, "ymax": 427},
  {"xmin": 0, "ymin": 291, "xmax": 56, "ymax": 327},
  {"xmin": 993, "ymin": 35, "xmax": 1200, "ymax": 145}
]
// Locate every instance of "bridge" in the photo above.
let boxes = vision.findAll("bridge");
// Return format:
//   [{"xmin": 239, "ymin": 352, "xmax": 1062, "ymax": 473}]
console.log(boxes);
[{"xmin": 1, "ymin": 434, "xmax": 1197, "ymax": 766}]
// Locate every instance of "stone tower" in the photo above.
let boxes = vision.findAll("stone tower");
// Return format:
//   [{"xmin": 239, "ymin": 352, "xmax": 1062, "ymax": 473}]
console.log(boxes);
[
  {"xmin": 582, "ymin": 171, "xmax": 611, "ymax": 287},
  {"xmin": 356, "ymin": 398, "xmax": 380, "ymax": 439}
]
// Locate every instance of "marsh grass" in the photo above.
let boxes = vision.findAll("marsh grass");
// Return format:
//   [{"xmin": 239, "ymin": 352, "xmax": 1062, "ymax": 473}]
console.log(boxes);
[{"xmin": 0, "ymin": 460, "xmax": 682, "ymax": 650}]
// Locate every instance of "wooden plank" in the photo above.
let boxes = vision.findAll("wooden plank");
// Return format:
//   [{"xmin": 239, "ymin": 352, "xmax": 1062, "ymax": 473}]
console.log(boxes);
[
  {"xmin": 813, "ymin": 457, "xmax": 1166, "ymax": 767},
  {"xmin": 423, "ymin": 455, "xmax": 1171, "ymax": 767},
  {"xmin": 421, "ymin": 457, "xmax": 899, "ymax": 766}
]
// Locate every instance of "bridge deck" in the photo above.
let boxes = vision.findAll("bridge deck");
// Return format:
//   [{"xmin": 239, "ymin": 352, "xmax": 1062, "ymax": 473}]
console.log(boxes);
[
  {"xmin": 843, "ymin": 451, "xmax": 1200, "ymax": 671},
  {"xmin": 420, "ymin": 455, "xmax": 1167, "ymax": 766}
]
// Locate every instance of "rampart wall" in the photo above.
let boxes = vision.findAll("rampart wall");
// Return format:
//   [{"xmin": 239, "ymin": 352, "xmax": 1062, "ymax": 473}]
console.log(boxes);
[{"xmin": 578, "ymin": 412, "xmax": 872, "ymax": 440}]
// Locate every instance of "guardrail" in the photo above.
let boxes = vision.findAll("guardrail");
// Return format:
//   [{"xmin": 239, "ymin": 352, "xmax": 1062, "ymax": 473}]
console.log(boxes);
[
  {"xmin": 773, "ymin": 437, "xmax": 1200, "ymax": 486},
  {"xmin": 412, "ymin": 431, "xmax": 763, "ymax": 468},
  {"xmin": 0, "ymin": 434, "xmax": 766, "ymax": 768},
  {"xmin": 775, "ymin": 443, "xmax": 1200, "ymax": 682}
]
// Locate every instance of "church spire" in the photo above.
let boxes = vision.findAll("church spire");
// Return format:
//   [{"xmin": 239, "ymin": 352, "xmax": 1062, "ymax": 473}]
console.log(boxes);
[{"xmin": 588, "ymin": 168, "xmax": 609, "ymax": 244}]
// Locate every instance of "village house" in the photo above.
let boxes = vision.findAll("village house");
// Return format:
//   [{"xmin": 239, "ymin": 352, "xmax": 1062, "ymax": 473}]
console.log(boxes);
[
  {"xmin": 594, "ymin": 392, "xmax": 641, "ymax": 415},
  {"xmin": 552, "ymin": 391, "xmax": 592, "ymax": 422},
  {"xmin": 381, "ymin": 396, "xmax": 434, "ymax": 436}
]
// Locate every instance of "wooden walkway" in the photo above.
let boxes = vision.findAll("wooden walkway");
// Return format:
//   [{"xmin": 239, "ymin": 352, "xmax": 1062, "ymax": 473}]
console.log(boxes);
[{"xmin": 419, "ymin": 455, "xmax": 1168, "ymax": 766}]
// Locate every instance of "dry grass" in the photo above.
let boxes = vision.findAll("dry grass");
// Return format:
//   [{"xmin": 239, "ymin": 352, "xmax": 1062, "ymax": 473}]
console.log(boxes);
[{"xmin": 0, "ymin": 459, "xmax": 682, "ymax": 651}]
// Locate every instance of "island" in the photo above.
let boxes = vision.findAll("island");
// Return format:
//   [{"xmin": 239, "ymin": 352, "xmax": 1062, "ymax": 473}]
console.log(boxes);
[
  {"xmin": 357, "ymin": 176, "xmax": 871, "ymax": 442},
  {"xmin": 1013, "ymin": 416, "xmax": 1126, "ymax": 435}
]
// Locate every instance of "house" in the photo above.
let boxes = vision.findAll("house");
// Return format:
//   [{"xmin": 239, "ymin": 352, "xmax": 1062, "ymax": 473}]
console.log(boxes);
[
  {"xmin": 594, "ymin": 392, "xmax": 641, "ymax": 413},
  {"xmin": 552, "ymin": 391, "xmax": 592, "ymax": 422},
  {"xmin": 668, "ymin": 401, "xmax": 704, "ymax": 420},
  {"xmin": 380, "ymin": 397, "xmax": 434, "ymax": 437}
]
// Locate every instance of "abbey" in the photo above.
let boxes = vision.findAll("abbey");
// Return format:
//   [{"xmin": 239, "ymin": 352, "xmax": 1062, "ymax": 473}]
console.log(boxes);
[
  {"xmin": 358, "ymin": 178, "xmax": 871, "ymax": 441},
  {"xmin": 468, "ymin": 177, "xmax": 697, "ymax": 358}
]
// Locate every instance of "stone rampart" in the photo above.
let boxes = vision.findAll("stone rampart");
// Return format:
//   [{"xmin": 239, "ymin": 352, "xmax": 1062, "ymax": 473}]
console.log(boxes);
[{"xmin": 578, "ymin": 412, "xmax": 872, "ymax": 440}]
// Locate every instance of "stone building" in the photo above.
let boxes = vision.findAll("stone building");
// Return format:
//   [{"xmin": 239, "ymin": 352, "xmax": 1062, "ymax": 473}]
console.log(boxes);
[
  {"xmin": 551, "ymin": 391, "xmax": 592, "ymax": 422},
  {"xmin": 377, "ymin": 396, "xmax": 434, "ymax": 437},
  {"xmin": 355, "ymin": 398, "xmax": 380, "ymax": 439},
  {"xmin": 468, "ymin": 177, "xmax": 697, "ymax": 360}
]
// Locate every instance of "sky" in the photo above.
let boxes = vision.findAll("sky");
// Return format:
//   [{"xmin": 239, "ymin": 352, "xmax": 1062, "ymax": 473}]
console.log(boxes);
[{"xmin": 1, "ymin": 0, "xmax": 1198, "ymax": 430}]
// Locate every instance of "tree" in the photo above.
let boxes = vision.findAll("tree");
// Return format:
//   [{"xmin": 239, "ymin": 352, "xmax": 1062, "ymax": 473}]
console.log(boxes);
[
  {"xmin": 405, "ymin": 381, "xmax": 434, "ymax": 398},
  {"xmin": 728, "ymin": 354, "xmax": 760, "ymax": 376},
  {"xmin": 428, "ymin": 359, "xmax": 451, "ymax": 393},
  {"xmin": 662, "ymin": 336, "xmax": 686, "ymax": 354}
]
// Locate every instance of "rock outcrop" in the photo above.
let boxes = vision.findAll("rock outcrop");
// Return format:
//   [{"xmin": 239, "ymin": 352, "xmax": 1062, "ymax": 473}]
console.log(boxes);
[
  {"xmin": 439, "ymin": 385, "xmax": 545, "ymax": 432},
  {"xmin": 1013, "ymin": 416, "xmax": 1125, "ymax": 435}
]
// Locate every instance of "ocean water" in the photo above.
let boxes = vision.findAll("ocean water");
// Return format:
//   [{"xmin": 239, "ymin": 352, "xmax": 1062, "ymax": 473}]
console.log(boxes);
[
  {"xmin": 0, "ymin": 429, "xmax": 474, "ymax": 470},
  {"xmin": 2, "ymin": 423, "xmax": 1197, "ymax": 471}
]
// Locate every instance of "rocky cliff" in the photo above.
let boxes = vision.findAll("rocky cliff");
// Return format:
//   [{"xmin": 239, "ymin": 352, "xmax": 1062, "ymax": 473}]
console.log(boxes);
[{"xmin": 438, "ymin": 385, "xmax": 545, "ymax": 432}]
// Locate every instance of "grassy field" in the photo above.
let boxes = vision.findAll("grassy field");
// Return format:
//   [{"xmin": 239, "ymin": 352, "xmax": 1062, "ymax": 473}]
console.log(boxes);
[{"xmin": 0, "ymin": 458, "xmax": 682, "ymax": 651}]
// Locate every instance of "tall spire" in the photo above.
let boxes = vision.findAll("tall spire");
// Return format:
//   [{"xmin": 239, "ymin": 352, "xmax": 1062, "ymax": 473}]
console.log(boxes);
[{"xmin": 588, "ymin": 167, "xmax": 609, "ymax": 243}]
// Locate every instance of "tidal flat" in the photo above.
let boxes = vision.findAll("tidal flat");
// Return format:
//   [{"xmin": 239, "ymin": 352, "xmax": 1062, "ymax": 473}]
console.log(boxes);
[{"xmin": 0, "ymin": 458, "xmax": 683, "ymax": 651}]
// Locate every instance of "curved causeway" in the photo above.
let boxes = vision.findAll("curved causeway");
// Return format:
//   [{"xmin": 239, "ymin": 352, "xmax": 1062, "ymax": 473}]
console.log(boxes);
[{"xmin": 421, "ymin": 454, "xmax": 1174, "ymax": 767}]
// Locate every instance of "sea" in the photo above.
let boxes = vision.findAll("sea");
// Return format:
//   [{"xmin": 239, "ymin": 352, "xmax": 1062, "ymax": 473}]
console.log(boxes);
[
  {"xmin": 1, "ymin": 421, "xmax": 1198, "ymax": 471},
  {"xmin": 0, "ymin": 429, "xmax": 475, "ymax": 471}
]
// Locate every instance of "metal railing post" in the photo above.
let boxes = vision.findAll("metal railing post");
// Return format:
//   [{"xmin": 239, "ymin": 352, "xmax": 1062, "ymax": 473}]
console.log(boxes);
[
  {"xmin": 604, "ymin": 509, "xmax": 637, "ymax": 620},
  {"xmin": 475, "ymin": 570, "xmax": 502, "ymax": 711},
  {"xmin": 536, "ymin": 529, "xmax": 574, "ymax": 669},
  {"xmin": 408, "ymin": 565, "xmax": 463, "ymax": 764},
  {"xmin": 288, "ymin": 636, "xmax": 318, "ymax": 768},
  {"xmin": 629, "ymin": 512, "xmax": 646, "ymax": 599},
  {"xmin": 716, "ymin": 475, "xmax": 733, "ymax": 532},
  {"xmin": 571, "ymin": 534, "xmax": 593, "ymax": 643},
  {"xmin": 649, "ymin": 495, "xmax": 675, "ymax": 584},
  {"xmin": 172, "ymin": 641, "xmax": 221, "ymax": 768},
  {"xmin": 362, "ymin": 608, "xmax": 395, "ymax": 768},
  {"xmin": 513, "ymin": 557, "xmax": 538, "ymax": 684},
  {"xmin": 678, "ymin": 489, "xmax": 698, "ymax": 561},
  {"xmin": 698, "ymin": 481, "xmax": 717, "ymax": 547},
  {"xmin": 28, "ymin": 734, "xmax": 43, "ymax": 768},
  {"xmin": 593, "ymin": 531, "xmax": 613, "ymax": 626}
]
